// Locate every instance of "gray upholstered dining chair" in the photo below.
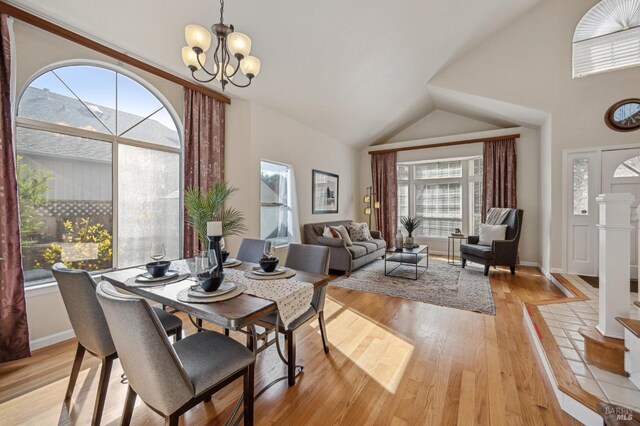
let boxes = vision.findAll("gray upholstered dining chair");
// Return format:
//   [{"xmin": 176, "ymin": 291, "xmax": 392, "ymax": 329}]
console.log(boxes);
[
  {"xmin": 236, "ymin": 238, "xmax": 267, "ymax": 263},
  {"xmin": 51, "ymin": 263, "xmax": 183, "ymax": 426},
  {"xmin": 256, "ymin": 243, "xmax": 330, "ymax": 386},
  {"xmin": 95, "ymin": 282, "xmax": 256, "ymax": 426}
]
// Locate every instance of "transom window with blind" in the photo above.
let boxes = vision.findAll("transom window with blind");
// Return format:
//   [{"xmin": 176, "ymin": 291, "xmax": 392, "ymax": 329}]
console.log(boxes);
[
  {"xmin": 397, "ymin": 157, "xmax": 483, "ymax": 238},
  {"xmin": 573, "ymin": 0, "xmax": 640, "ymax": 78}
]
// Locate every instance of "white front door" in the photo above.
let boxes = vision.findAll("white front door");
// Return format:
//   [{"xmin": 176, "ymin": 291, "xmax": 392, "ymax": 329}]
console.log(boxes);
[
  {"xmin": 602, "ymin": 148, "xmax": 640, "ymax": 279},
  {"xmin": 566, "ymin": 151, "xmax": 600, "ymax": 276}
]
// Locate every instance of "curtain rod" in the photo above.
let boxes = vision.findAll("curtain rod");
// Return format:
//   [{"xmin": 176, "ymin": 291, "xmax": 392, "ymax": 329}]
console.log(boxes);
[
  {"xmin": 368, "ymin": 133, "xmax": 521, "ymax": 155},
  {"xmin": 0, "ymin": 1, "xmax": 231, "ymax": 105}
]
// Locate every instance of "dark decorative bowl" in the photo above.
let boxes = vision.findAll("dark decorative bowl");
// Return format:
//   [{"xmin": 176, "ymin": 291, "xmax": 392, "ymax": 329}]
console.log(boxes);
[
  {"xmin": 221, "ymin": 250, "xmax": 230, "ymax": 263},
  {"xmin": 145, "ymin": 261, "xmax": 171, "ymax": 278},
  {"xmin": 259, "ymin": 257, "xmax": 279, "ymax": 273},
  {"xmin": 198, "ymin": 271, "xmax": 224, "ymax": 292}
]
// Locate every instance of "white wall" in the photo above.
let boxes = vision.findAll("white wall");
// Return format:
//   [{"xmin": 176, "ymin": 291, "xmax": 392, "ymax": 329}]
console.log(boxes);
[
  {"xmin": 224, "ymin": 100, "xmax": 360, "ymax": 256},
  {"xmin": 15, "ymin": 21, "xmax": 360, "ymax": 348},
  {"xmin": 387, "ymin": 109, "xmax": 500, "ymax": 143},
  {"xmin": 360, "ymin": 125, "xmax": 540, "ymax": 265},
  {"xmin": 428, "ymin": 0, "xmax": 640, "ymax": 273}
]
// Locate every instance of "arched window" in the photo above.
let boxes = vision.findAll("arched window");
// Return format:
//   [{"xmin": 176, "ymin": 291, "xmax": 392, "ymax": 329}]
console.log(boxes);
[
  {"xmin": 16, "ymin": 63, "xmax": 182, "ymax": 286},
  {"xmin": 613, "ymin": 155, "xmax": 640, "ymax": 177},
  {"xmin": 573, "ymin": 0, "xmax": 640, "ymax": 78}
]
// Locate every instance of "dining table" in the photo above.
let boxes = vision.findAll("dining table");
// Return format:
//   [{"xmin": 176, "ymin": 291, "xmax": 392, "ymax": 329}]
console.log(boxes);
[{"xmin": 101, "ymin": 259, "xmax": 330, "ymax": 388}]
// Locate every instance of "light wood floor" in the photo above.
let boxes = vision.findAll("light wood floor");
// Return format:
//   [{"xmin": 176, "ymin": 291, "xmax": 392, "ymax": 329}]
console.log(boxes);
[{"xmin": 0, "ymin": 265, "xmax": 580, "ymax": 425}]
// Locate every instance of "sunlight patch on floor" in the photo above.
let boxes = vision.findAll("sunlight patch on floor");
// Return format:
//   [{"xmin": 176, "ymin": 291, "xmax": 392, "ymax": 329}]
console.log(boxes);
[{"xmin": 320, "ymin": 298, "xmax": 414, "ymax": 393}]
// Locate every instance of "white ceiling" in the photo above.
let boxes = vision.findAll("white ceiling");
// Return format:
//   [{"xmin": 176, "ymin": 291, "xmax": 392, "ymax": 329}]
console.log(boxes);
[{"xmin": 10, "ymin": 0, "xmax": 541, "ymax": 147}]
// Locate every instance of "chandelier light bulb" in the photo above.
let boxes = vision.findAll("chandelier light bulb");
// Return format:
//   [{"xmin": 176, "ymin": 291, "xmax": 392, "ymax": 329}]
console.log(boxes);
[
  {"xmin": 185, "ymin": 25, "xmax": 212, "ymax": 52},
  {"xmin": 181, "ymin": 46, "xmax": 205, "ymax": 70},
  {"xmin": 213, "ymin": 63, "xmax": 235, "ymax": 81},
  {"xmin": 240, "ymin": 56, "xmax": 261, "ymax": 78},
  {"xmin": 227, "ymin": 32, "xmax": 252, "ymax": 58}
]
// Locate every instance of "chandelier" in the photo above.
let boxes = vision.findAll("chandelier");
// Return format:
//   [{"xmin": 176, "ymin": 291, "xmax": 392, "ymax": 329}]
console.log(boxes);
[{"xmin": 181, "ymin": 0, "xmax": 261, "ymax": 91}]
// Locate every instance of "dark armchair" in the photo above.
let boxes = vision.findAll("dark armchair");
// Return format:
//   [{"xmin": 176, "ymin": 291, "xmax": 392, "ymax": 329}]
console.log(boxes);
[{"xmin": 460, "ymin": 209, "xmax": 523, "ymax": 276}]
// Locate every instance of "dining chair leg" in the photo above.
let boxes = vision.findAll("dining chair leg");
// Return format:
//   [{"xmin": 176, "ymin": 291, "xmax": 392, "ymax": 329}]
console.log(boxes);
[
  {"xmin": 174, "ymin": 326, "xmax": 182, "ymax": 342},
  {"xmin": 120, "ymin": 385, "xmax": 137, "ymax": 426},
  {"xmin": 224, "ymin": 328, "xmax": 229, "ymax": 336},
  {"xmin": 318, "ymin": 312, "xmax": 330, "ymax": 354},
  {"xmin": 287, "ymin": 330, "xmax": 296, "ymax": 387},
  {"xmin": 65, "ymin": 343, "xmax": 86, "ymax": 400},
  {"xmin": 196, "ymin": 318, "xmax": 203, "ymax": 332},
  {"xmin": 246, "ymin": 329, "xmax": 254, "ymax": 351},
  {"xmin": 243, "ymin": 364, "xmax": 255, "ymax": 426},
  {"xmin": 165, "ymin": 414, "xmax": 179, "ymax": 426},
  {"xmin": 92, "ymin": 355, "xmax": 114, "ymax": 426}
]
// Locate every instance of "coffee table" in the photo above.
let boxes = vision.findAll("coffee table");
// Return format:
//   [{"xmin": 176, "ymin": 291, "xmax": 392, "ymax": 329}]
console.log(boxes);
[{"xmin": 384, "ymin": 245, "xmax": 429, "ymax": 280}]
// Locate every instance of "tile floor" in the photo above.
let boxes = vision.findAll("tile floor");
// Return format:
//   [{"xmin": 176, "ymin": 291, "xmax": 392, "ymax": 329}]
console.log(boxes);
[{"xmin": 537, "ymin": 274, "xmax": 640, "ymax": 411}]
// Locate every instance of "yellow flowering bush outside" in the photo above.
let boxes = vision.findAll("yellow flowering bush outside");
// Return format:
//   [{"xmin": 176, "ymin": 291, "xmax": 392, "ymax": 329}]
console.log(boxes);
[{"xmin": 43, "ymin": 218, "xmax": 112, "ymax": 270}]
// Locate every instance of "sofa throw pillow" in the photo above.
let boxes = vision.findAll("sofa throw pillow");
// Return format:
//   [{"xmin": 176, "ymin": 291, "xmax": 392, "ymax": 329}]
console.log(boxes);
[
  {"xmin": 348, "ymin": 222, "xmax": 373, "ymax": 241},
  {"xmin": 322, "ymin": 226, "xmax": 334, "ymax": 238},
  {"xmin": 330, "ymin": 225, "xmax": 353, "ymax": 246},
  {"xmin": 478, "ymin": 224, "xmax": 508, "ymax": 246}
]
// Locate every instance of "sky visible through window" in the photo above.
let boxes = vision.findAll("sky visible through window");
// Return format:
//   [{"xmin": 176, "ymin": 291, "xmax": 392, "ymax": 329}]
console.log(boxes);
[{"xmin": 29, "ymin": 65, "xmax": 177, "ymax": 131}]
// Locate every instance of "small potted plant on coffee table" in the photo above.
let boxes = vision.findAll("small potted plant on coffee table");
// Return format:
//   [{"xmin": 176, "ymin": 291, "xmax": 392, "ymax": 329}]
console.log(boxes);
[{"xmin": 400, "ymin": 216, "xmax": 421, "ymax": 248}]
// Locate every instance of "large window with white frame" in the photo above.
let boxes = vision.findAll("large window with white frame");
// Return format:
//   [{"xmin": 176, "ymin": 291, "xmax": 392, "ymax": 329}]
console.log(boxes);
[
  {"xmin": 397, "ymin": 157, "xmax": 483, "ymax": 238},
  {"xmin": 16, "ymin": 63, "xmax": 182, "ymax": 287}
]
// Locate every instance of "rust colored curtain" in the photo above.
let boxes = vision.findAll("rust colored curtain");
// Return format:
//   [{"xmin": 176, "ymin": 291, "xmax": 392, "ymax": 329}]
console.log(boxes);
[
  {"xmin": 0, "ymin": 15, "xmax": 30, "ymax": 363},
  {"xmin": 183, "ymin": 88, "xmax": 225, "ymax": 258},
  {"xmin": 482, "ymin": 137, "xmax": 517, "ymax": 222},
  {"xmin": 371, "ymin": 152, "xmax": 398, "ymax": 244}
]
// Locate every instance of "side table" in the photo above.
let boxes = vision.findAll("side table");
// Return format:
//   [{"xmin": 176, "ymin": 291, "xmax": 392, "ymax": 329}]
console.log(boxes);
[{"xmin": 447, "ymin": 235, "xmax": 467, "ymax": 266}]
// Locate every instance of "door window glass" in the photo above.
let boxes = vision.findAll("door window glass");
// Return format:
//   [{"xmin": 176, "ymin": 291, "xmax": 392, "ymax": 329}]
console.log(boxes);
[{"xmin": 573, "ymin": 158, "xmax": 589, "ymax": 215}]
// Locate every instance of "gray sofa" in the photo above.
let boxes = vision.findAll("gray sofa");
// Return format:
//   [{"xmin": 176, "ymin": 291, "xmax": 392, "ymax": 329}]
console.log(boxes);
[{"xmin": 303, "ymin": 220, "xmax": 386, "ymax": 276}]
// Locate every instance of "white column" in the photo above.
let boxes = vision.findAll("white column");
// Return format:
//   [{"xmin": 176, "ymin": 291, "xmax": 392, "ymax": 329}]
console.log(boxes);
[
  {"xmin": 596, "ymin": 193, "xmax": 634, "ymax": 339},
  {"xmin": 637, "ymin": 204, "xmax": 640, "ymax": 306}
]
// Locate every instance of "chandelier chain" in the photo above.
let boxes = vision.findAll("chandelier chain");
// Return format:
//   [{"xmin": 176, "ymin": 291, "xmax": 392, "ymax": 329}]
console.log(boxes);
[{"xmin": 220, "ymin": 0, "xmax": 225, "ymax": 23}]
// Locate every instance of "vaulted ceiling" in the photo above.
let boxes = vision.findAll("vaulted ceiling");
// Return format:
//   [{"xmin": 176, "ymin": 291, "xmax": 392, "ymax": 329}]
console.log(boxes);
[{"xmin": 10, "ymin": 0, "xmax": 541, "ymax": 147}]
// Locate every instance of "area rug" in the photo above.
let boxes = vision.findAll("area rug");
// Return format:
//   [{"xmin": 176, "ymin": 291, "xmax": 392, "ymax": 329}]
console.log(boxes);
[{"xmin": 332, "ymin": 258, "xmax": 495, "ymax": 315}]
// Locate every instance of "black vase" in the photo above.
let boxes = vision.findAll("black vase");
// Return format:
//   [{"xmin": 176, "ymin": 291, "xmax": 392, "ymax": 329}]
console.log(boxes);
[{"xmin": 207, "ymin": 236, "xmax": 224, "ymax": 273}]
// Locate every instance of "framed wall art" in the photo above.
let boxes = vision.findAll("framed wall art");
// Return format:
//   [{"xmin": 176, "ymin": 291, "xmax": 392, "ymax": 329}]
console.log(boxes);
[{"xmin": 312, "ymin": 169, "xmax": 339, "ymax": 214}]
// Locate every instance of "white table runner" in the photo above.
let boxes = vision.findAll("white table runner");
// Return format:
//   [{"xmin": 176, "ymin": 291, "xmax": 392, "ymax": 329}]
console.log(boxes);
[{"xmin": 224, "ymin": 268, "xmax": 314, "ymax": 329}]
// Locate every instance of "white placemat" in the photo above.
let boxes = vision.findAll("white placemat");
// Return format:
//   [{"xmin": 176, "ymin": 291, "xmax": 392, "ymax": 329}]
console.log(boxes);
[
  {"xmin": 224, "ymin": 268, "xmax": 313, "ymax": 329},
  {"xmin": 244, "ymin": 267, "xmax": 296, "ymax": 280},
  {"xmin": 177, "ymin": 282, "xmax": 246, "ymax": 303},
  {"xmin": 125, "ymin": 273, "xmax": 190, "ymax": 287}
]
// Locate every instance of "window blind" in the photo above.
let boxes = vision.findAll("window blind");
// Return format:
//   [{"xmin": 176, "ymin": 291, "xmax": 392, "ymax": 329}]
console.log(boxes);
[{"xmin": 573, "ymin": 26, "xmax": 640, "ymax": 77}]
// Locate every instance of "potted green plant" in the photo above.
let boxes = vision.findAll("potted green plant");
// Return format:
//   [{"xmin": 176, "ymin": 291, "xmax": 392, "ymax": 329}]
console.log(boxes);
[
  {"xmin": 400, "ymin": 216, "xmax": 422, "ymax": 248},
  {"xmin": 184, "ymin": 182, "xmax": 247, "ymax": 248}
]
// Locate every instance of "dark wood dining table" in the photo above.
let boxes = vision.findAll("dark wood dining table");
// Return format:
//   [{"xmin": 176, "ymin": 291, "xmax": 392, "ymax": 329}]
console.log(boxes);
[{"xmin": 101, "ymin": 260, "xmax": 330, "ymax": 386}]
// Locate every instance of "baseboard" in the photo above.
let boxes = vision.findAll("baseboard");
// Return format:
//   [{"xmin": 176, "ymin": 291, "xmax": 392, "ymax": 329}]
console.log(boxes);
[
  {"xmin": 519, "ymin": 261, "xmax": 540, "ymax": 268},
  {"xmin": 548, "ymin": 274, "xmax": 577, "ymax": 298},
  {"xmin": 523, "ymin": 305, "xmax": 602, "ymax": 426},
  {"xmin": 30, "ymin": 329, "xmax": 75, "ymax": 351}
]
